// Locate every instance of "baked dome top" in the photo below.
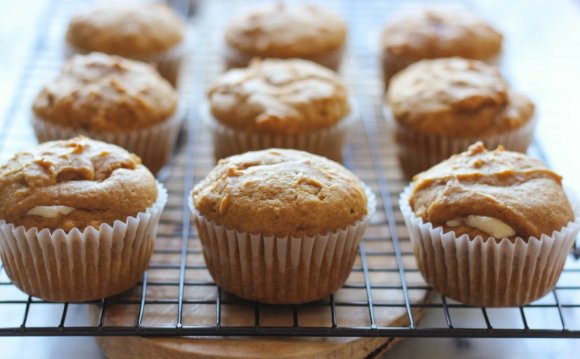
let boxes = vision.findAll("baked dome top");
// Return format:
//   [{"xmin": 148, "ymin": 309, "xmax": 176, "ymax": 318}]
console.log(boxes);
[
  {"xmin": 33, "ymin": 53, "xmax": 177, "ymax": 132},
  {"xmin": 208, "ymin": 59, "xmax": 350, "ymax": 135},
  {"xmin": 66, "ymin": 3, "xmax": 184, "ymax": 57},
  {"xmin": 410, "ymin": 142, "xmax": 574, "ymax": 239},
  {"xmin": 192, "ymin": 148, "xmax": 368, "ymax": 237},
  {"xmin": 381, "ymin": 6, "xmax": 502, "ymax": 60},
  {"xmin": 225, "ymin": 3, "xmax": 346, "ymax": 58},
  {"xmin": 0, "ymin": 136, "xmax": 158, "ymax": 231},
  {"xmin": 387, "ymin": 57, "xmax": 534, "ymax": 137}
]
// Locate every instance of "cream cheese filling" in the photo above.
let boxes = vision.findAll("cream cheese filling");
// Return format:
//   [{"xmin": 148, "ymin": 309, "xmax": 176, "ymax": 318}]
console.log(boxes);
[
  {"xmin": 446, "ymin": 215, "xmax": 516, "ymax": 238},
  {"xmin": 26, "ymin": 205, "xmax": 76, "ymax": 218}
]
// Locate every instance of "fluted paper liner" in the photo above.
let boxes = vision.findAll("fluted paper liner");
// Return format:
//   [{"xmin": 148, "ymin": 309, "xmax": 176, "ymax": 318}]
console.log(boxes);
[
  {"xmin": 385, "ymin": 106, "xmax": 536, "ymax": 179},
  {"xmin": 202, "ymin": 103, "xmax": 354, "ymax": 163},
  {"xmin": 189, "ymin": 185, "xmax": 376, "ymax": 304},
  {"xmin": 0, "ymin": 184, "xmax": 168, "ymax": 302},
  {"xmin": 399, "ymin": 185, "xmax": 580, "ymax": 307},
  {"xmin": 224, "ymin": 43, "xmax": 344, "ymax": 71},
  {"xmin": 65, "ymin": 44, "xmax": 185, "ymax": 87},
  {"xmin": 32, "ymin": 104, "xmax": 185, "ymax": 174}
]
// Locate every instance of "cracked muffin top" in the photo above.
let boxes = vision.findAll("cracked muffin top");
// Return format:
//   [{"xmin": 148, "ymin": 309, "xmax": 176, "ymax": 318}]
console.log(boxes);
[
  {"xmin": 225, "ymin": 3, "xmax": 346, "ymax": 59},
  {"xmin": 0, "ymin": 136, "xmax": 157, "ymax": 231},
  {"xmin": 32, "ymin": 53, "xmax": 177, "ymax": 132},
  {"xmin": 381, "ymin": 5, "xmax": 502, "ymax": 61},
  {"xmin": 192, "ymin": 149, "xmax": 368, "ymax": 237},
  {"xmin": 387, "ymin": 57, "xmax": 534, "ymax": 137},
  {"xmin": 409, "ymin": 142, "xmax": 574, "ymax": 240},
  {"xmin": 207, "ymin": 58, "xmax": 350, "ymax": 135},
  {"xmin": 66, "ymin": 3, "xmax": 184, "ymax": 58}
]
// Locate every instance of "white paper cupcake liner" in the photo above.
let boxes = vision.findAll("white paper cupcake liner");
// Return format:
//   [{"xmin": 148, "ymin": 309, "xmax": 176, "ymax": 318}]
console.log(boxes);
[
  {"xmin": 65, "ymin": 44, "xmax": 186, "ymax": 87},
  {"xmin": 385, "ymin": 108, "xmax": 536, "ymax": 179},
  {"xmin": 189, "ymin": 184, "xmax": 376, "ymax": 304},
  {"xmin": 399, "ymin": 185, "xmax": 580, "ymax": 307},
  {"xmin": 32, "ymin": 104, "xmax": 185, "ymax": 174},
  {"xmin": 0, "ymin": 183, "xmax": 168, "ymax": 302},
  {"xmin": 201, "ymin": 103, "xmax": 355, "ymax": 163},
  {"xmin": 223, "ymin": 43, "xmax": 344, "ymax": 71}
]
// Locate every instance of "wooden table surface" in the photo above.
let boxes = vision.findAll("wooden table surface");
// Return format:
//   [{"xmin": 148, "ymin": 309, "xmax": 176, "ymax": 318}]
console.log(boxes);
[{"xmin": 0, "ymin": 0, "xmax": 579, "ymax": 358}]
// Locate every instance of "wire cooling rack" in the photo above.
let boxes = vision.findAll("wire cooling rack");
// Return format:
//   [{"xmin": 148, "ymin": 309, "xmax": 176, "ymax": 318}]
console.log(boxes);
[{"xmin": 0, "ymin": 0, "xmax": 579, "ymax": 339}]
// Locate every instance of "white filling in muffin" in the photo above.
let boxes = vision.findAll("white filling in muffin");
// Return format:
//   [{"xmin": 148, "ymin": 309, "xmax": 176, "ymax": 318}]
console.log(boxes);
[
  {"xmin": 26, "ymin": 205, "xmax": 76, "ymax": 218},
  {"xmin": 446, "ymin": 215, "xmax": 515, "ymax": 238}
]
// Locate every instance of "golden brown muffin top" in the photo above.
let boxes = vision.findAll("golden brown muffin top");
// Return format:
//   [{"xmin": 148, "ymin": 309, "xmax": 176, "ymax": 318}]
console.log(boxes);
[
  {"xmin": 192, "ymin": 149, "xmax": 368, "ymax": 237},
  {"xmin": 66, "ymin": 3, "xmax": 184, "ymax": 58},
  {"xmin": 207, "ymin": 59, "xmax": 350, "ymax": 135},
  {"xmin": 225, "ymin": 3, "xmax": 347, "ymax": 58},
  {"xmin": 410, "ymin": 142, "xmax": 574, "ymax": 240},
  {"xmin": 32, "ymin": 53, "xmax": 178, "ymax": 132},
  {"xmin": 381, "ymin": 6, "xmax": 502, "ymax": 60},
  {"xmin": 0, "ymin": 136, "xmax": 158, "ymax": 232},
  {"xmin": 387, "ymin": 57, "xmax": 534, "ymax": 137}
]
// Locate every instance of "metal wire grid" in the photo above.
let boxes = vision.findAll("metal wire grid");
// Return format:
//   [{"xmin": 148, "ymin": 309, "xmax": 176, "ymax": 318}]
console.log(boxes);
[{"xmin": 0, "ymin": 0, "xmax": 579, "ymax": 338}]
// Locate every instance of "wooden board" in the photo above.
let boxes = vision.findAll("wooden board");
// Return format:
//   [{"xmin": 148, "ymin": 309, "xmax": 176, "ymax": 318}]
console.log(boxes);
[
  {"xmin": 89, "ymin": 267, "xmax": 428, "ymax": 359},
  {"xmin": 94, "ymin": 337, "xmax": 406, "ymax": 359}
]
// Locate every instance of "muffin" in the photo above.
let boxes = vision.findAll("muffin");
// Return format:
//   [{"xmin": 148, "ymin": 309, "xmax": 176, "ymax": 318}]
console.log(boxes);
[
  {"xmin": 190, "ymin": 149, "xmax": 375, "ymax": 304},
  {"xmin": 65, "ymin": 3, "xmax": 185, "ymax": 86},
  {"xmin": 399, "ymin": 142, "xmax": 580, "ymax": 307},
  {"xmin": 32, "ymin": 52, "xmax": 182, "ymax": 174},
  {"xmin": 206, "ymin": 58, "xmax": 352, "ymax": 162},
  {"xmin": 380, "ymin": 5, "xmax": 502, "ymax": 86},
  {"xmin": 0, "ymin": 136, "xmax": 168, "ymax": 302},
  {"xmin": 386, "ymin": 57, "xmax": 535, "ymax": 179},
  {"xmin": 224, "ymin": 3, "xmax": 347, "ymax": 70}
]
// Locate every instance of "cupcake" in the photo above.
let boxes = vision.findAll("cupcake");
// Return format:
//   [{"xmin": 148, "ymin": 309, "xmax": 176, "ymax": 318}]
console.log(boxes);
[
  {"xmin": 224, "ymin": 3, "xmax": 347, "ymax": 70},
  {"xmin": 400, "ymin": 142, "xmax": 580, "ymax": 307},
  {"xmin": 190, "ymin": 149, "xmax": 375, "ymax": 304},
  {"xmin": 206, "ymin": 58, "xmax": 352, "ymax": 162},
  {"xmin": 386, "ymin": 57, "xmax": 535, "ymax": 179},
  {"xmin": 380, "ymin": 5, "xmax": 502, "ymax": 86},
  {"xmin": 32, "ymin": 52, "xmax": 182, "ymax": 174},
  {"xmin": 0, "ymin": 136, "xmax": 168, "ymax": 302},
  {"xmin": 65, "ymin": 3, "xmax": 185, "ymax": 86}
]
